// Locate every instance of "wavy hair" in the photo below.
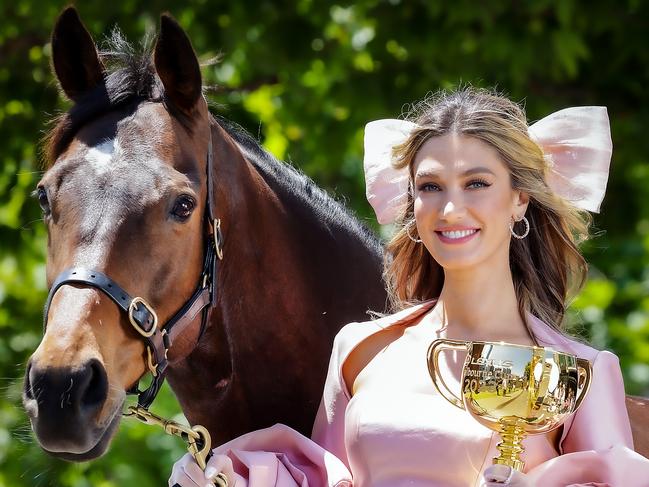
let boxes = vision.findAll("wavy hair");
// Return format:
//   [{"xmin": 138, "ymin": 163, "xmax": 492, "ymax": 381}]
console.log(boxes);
[{"xmin": 384, "ymin": 87, "xmax": 591, "ymax": 336}]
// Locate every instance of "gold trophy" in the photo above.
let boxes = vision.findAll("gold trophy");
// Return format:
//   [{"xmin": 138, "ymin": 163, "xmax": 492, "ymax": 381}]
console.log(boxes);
[{"xmin": 427, "ymin": 339, "xmax": 592, "ymax": 471}]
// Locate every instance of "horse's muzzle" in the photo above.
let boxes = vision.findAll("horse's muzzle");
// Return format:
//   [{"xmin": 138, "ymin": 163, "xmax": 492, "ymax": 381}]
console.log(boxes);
[{"xmin": 23, "ymin": 358, "xmax": 120, "ymax": 460}]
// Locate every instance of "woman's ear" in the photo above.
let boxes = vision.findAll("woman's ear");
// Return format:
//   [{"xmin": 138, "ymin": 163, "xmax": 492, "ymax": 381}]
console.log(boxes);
[{"xmin": 512, "ymin": 190, "xmax": 530, "ymax": 219}]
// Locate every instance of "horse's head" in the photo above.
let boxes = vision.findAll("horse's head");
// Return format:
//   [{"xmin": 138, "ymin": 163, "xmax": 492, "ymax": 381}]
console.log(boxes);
[{"xmin": 23, "ymin": 8, "xmax": 218, "ymax": 460}]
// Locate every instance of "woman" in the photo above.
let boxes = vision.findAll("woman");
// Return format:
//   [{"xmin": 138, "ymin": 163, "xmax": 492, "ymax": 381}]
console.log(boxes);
[{"xmin": 171, "ymin": 88, "xmax": 648, "ymax": 486}]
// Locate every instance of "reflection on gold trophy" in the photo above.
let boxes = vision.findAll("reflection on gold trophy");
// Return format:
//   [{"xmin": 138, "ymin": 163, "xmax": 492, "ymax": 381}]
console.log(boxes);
[{"xmin": 427, "ymin": 339, "xmax": 592, "ymax": 471}]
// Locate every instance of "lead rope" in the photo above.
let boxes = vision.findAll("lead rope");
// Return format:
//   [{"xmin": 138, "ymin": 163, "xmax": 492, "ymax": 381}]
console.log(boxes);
[{"xmin": 124, "ymin": 406, "xmax": 228, "ymax": 486}]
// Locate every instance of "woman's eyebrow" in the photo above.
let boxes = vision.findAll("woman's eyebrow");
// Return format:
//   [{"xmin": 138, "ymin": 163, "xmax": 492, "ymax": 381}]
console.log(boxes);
[
  {"xmin": 463, "ymin": 167, "xmax": 496, "ymax": 177},
  {"xmin": 415, "ymin": 166, "xmax": 496, "ymax": 180}
]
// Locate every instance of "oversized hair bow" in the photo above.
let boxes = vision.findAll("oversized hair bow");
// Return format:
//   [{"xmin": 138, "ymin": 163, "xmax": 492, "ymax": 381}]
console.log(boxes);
[{"xmin": 363, "ymin": 107, "xmax": 613, "ymax": 224}]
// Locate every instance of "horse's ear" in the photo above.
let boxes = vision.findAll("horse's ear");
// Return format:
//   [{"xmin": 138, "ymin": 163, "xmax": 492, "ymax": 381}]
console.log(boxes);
[
  {"xmin": 51, "ymin": 7, "xmax": 105, "ymax": 101},
  {"xmin": 154, "ymin": 14, "xmax": 202, "ymax": 115}
]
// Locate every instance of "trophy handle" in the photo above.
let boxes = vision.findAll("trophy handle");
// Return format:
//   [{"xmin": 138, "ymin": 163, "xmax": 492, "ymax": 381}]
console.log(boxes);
[
  {"xmin": 574, "ymin": 358, "xmax": 593, "ymax": 411},
  {"xmin": 427, "ymin": 339, "xmax": 468, "ymax": 410}
]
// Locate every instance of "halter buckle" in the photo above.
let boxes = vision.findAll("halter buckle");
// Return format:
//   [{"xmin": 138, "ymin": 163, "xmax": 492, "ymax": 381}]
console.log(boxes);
[
  {"xmin": 146, "ymin": 346, "xmax": 158, "ymax": 377},
  {"xmin": 128, "ymin": 297, "xmax": 158, "ymax": 338},
  {"xmin": 213, "ymin": 218, "xmax": 224, "ymax": 260}
]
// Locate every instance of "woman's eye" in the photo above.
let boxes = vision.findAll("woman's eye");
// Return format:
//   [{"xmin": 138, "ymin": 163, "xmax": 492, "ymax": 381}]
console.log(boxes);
[
  {"xmin": 418, "ymin": 183, "xmax": 440, "ymax": 192},
  {"xmin": 467, "ymin": 179, "xmax": 490, "ymax": 189},
  {"xmin": 171, "ymin": 195, "xmax": 196, "ymax": 221},
  {"xmin": 36, "ymin": 187, "xmax": 51, "ymax": 215}
]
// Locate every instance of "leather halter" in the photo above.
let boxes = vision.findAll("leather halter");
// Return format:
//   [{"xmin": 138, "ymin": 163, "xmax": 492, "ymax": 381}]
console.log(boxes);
[{"xmin": 42, "ymin": 130, "xmax": 222, "ymax": 410}]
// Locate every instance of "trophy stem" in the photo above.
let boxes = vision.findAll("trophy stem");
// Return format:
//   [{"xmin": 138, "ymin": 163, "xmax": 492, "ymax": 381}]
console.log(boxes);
[{"xmin": 493, "ymin": 420, "xmax": 526, "ymax": 471}]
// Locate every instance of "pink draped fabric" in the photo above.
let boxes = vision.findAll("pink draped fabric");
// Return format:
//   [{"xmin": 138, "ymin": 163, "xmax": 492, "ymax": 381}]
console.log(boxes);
[{"xmin": 170, "ymin": 423, "xmax": 352, "ymax": 487}]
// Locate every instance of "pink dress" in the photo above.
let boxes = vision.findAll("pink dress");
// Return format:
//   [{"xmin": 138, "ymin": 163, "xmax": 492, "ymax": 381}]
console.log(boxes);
[{"xmin": 170, "ymin": 301, "xmax": 649, "ymax": 487}]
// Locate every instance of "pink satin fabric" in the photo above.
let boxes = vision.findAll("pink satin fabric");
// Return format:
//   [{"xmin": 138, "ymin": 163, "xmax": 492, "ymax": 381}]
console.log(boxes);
[
  {"xmin": 528, "ymin": 106, "xmax": 612, "ymax": 213},
  {"xmin": 170, "ymin": 423, "xmax": 352, "ymax": 487},
  {"xmin": 363, "ymin": 119, "xmax": 415, "ymax": 224},
  {"xmin": 170, "ymin": 301, "xmax": 649, "ymax": 486}
]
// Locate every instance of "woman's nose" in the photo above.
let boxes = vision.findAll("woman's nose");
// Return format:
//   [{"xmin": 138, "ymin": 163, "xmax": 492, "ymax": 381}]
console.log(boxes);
[
  {"xmin": 441, "ymin": 197, "xmax": 466, "ymax": 221},
  {"xmin": 442, "ymin": 201, "xmax": 456, "ymax": 216}
]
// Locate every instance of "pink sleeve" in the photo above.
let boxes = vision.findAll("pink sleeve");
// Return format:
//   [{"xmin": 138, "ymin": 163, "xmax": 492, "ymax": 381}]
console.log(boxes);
[
  {"xmin": 169, "ymin": 424, "xmax": 352, "ymax": 487},
  {"xmin": 215, "ymin": 424, "xmax": 351, "ymax": 487},
  {"xmin": 526, "ymin": 351, "xmax": 649, "ymax": 486},
  {"xmin": 526, "ymin": 446, "xmax": 649, "ymax": 487},
  {"xmin": 560, "ymin": 351, "xmax": 633, "ymax": 452},
  {"xmin": 170, "ymin": 329, "xmax": 355, "ymax": 487},
  {"xmin": 311, "ymin": 330, "xmax": 352, "ymax": 470}
]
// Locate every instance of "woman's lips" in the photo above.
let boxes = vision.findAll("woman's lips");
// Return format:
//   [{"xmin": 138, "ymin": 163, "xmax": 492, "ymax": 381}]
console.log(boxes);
[{"xmin": 435, "ymin": 228, "xmax": 480, "ymax": 244}]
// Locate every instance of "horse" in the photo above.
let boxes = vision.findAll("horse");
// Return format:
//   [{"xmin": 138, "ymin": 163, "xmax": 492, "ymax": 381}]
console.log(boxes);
[
  {"xmin": 23, "ymin": 7, "xmax": 649, "ymax": 466},
  {"xmin": 22, "ymin": 7, "xmax": 386, "ymax": 462}
]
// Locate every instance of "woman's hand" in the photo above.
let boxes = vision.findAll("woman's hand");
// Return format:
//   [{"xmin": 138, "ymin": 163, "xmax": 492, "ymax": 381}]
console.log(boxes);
[
  {"xmin": 483, "ymin": 465, "xmax": 533, "ymax": 487},
  {"xmin": 169, "ymin": 452, "xmax": 235, "ymax": 487}
]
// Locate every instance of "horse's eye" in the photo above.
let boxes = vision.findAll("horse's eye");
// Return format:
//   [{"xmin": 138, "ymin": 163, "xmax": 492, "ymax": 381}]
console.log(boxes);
[
  {"xmin": 171, "ymin": 195, "xmax": 196, "ymax": 221},
  {"xmin": 36, "ymin": 186, "xmax": 51, "ymax": 216}
]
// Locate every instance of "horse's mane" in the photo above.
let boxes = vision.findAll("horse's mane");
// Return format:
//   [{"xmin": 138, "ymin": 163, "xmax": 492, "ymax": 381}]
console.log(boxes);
[
  {"xmin": 214, "ymin": 116, "xmax": 382, "ymax": 252},
  {"xmin": 44, "ymin": 29, "xmax": 383, "ymax": 254}
]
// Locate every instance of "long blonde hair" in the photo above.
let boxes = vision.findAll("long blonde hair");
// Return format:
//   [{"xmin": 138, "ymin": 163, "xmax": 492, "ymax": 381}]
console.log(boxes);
[{"xmin": 384, "ymin": 87, "xmax": 591, "ymax": 335}]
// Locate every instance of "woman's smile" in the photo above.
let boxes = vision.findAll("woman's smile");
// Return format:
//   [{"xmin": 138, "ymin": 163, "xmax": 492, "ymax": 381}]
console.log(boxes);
[{"xmin": 435, "ymin": 228, "xmax": 480, "ymax": 244}]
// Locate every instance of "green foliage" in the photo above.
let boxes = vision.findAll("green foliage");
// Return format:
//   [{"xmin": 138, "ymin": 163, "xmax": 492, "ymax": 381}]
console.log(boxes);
[{"xmin": 1, "ymin": 0, "xmax": 648, "ymax": 484}]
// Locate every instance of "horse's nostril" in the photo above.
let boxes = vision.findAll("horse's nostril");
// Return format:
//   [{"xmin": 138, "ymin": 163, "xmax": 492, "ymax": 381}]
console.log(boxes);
[
  {"xmin": 23, "ymin": 362, "xmax": 35, "ymax": 400},
  {"xmin": 79, "ymin": 359, "xmax": 108, "ymax": 413}
]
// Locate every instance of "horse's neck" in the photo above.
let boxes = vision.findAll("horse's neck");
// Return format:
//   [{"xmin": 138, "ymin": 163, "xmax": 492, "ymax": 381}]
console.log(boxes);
[
  {"xmin": 211, "ymin": 129, "xmax": 386, "ymax": 334},
  {"xmin": 168, "ymin": 130, "xmax": 386, "ymax": 441}
]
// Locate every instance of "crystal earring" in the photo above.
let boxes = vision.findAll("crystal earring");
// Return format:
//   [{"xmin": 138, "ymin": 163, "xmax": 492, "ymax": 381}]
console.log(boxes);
[
  {"xmin": 510, "ymin": 216, "xmax": 530, "ymax": 239},
  {"xmin": 406, "ymin": 221, "xmax": 422, "ymax": 243}
]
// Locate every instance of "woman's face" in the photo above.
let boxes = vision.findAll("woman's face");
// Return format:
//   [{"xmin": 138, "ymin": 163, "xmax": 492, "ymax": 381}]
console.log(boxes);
[{"xmin": 412, "ymin": 133, "xmax": 528, "ymax": 272}]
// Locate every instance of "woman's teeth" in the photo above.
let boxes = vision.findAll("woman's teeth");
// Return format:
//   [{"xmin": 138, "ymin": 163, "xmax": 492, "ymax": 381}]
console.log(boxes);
[{"xmin": 440, "ymin": 229, "xmax": 478, "ymax": 239}]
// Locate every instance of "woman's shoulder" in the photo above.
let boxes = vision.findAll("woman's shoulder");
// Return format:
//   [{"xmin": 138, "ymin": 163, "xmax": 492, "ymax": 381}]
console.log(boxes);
[
  {"xmin": 527, "ymin": 313, "xmax": 610, "ymax": 362},
  {"xmin": 333, "ymin": 300, "xmax": 437, "ymax": 357}
]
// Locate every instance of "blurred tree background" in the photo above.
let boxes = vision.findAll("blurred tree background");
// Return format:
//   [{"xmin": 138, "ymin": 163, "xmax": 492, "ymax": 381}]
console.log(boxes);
[{"xmin": 1, "ymin": 0, "xmax": 648, "ymax": 485}]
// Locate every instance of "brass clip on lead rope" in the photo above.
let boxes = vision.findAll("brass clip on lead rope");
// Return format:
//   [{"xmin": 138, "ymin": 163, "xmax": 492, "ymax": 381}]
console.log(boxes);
[{"xmin": 124, "ymin": 406, "xmax": 228, "ymax": 486}]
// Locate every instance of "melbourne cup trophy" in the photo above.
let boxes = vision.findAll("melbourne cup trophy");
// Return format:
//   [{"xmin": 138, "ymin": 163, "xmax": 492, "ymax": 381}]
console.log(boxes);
[{"xmin": 427, "ymin": 340, "xmax": 592, "ymax": 471}]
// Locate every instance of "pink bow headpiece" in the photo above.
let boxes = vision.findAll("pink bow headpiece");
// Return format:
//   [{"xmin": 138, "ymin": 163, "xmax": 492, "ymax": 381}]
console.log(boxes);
[{"xmin": 363, "ymin": 107, "xmax": 612, "ymax": 224}]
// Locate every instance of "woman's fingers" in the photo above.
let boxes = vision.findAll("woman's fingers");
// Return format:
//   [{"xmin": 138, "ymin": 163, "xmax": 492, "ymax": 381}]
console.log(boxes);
[
  {"xmin": 169, "ymin": 453, "xmax": 212, "ymax": 487},
  {"xmin": 483, "ymin": 464, "xmax": 532, "ymax": 486},
  {"xmin": 204, "ymin": 454, "xmax": 235, "ymax": 481}
]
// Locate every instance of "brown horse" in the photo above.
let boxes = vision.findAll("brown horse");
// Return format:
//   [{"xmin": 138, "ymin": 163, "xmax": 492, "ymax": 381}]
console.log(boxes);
[
  {"xmin": 23, "ymin": 7, "xmax": 649, "ymax": 466},
  {"xmin": 22, "ymin": 8, "xmax": 386, "ymax": 461}
]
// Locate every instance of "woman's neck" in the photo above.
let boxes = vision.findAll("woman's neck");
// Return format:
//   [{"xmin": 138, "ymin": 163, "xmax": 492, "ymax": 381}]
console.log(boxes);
[{"xmin": 433, "ymin": 263, "xmax": 529, "ymax": 341}]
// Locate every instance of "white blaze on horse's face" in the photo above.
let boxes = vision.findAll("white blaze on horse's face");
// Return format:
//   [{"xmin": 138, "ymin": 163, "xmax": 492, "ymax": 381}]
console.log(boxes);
[{"xmin": 85, "ymin": 138, "xmax": 118, "ymax": 175}]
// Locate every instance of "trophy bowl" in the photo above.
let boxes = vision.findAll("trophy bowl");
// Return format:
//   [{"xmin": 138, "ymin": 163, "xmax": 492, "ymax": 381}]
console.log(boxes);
[{"xmin": 427, "ymin": 339, "xmax": 592, "ymax": 471}]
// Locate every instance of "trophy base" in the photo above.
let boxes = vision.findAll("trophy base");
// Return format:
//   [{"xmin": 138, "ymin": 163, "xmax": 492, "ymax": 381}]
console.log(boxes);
[{"xmin": 493, "ymin": 420, "xmax": 526, "ymax": 471}]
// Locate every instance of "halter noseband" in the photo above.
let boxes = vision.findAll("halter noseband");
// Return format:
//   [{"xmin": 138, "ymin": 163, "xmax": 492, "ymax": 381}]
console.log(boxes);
[{"xmin": 42, "ymin": 131, "xmax": 222, "ymax": 410}]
